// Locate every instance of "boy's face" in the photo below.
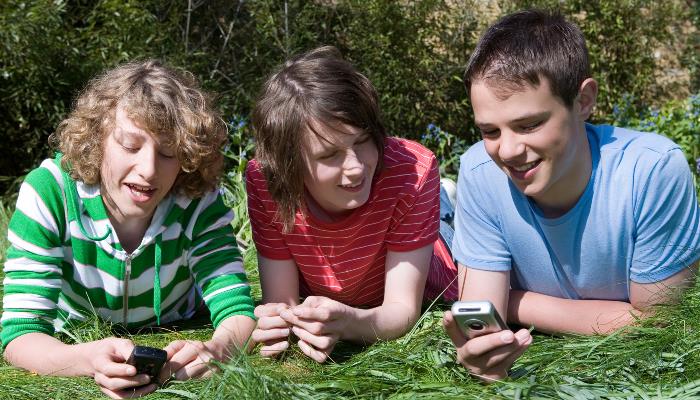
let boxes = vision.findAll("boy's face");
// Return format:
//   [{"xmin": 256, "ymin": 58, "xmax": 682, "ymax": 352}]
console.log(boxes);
[
  {"xmin": 100, "ymin": 107, "xmax": 181, "ymax": 228},
  {"xmin": 470, "ymin": 78, "xmax": 592, "ymax": 215},
  {"xmin": 302, "ymin": 120, "xmax": 379, "ymax": 221}
]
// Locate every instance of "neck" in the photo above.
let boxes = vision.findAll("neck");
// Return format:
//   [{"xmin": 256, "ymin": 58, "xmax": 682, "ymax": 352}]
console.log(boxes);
[
  {"xmin": 535, "ymin": 129, "xmax": 592, "ymax": 218},
  {"xmin": 106, "ymin": 211, "xmax": 151, "ymax": 254},
  {"xmin": 303, "ymin": 191, "xmax": 351, "ymax": 223}
]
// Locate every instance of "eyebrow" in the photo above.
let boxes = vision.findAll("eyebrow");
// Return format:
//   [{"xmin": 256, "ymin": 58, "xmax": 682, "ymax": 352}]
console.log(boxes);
[{"xmin": 475, "ymin": 111, "xmax": 550, "ymax": 128}]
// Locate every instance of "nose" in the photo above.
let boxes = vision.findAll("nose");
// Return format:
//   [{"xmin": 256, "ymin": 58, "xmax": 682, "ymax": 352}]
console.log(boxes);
[
  {"xmin": 136, "ymin": 145, "xmax": 158, "ymax": 181},
  {"xmin": 341, "ymin": 148, "xmax": 364, "ymax": 180},
  {"xmin": 498, "ymin": 130, "xmax": 525, "ymax": 163}
]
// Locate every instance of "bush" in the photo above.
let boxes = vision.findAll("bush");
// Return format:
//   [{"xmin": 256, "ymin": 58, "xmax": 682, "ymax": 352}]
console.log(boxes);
[
  {"xmin": 1, "ymin": 0, "xmax": 697, "ymax": 195},
  {"xmin": 611, "ymin": 93, "xmax": 700, "ymax": 183},
  {"xmin": 504, "ymin": 0, "xmax": 699, "ymax": 122}
]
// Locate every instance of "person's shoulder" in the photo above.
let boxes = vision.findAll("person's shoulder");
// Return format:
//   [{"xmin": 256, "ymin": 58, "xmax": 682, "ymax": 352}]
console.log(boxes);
[
  {"xmin": 459, "ymin": 140, "xmax": 497, "ymax": 173},
  {"xmin": 383, "ymin": 137, "xmax": 437, "ymax": 171},
  {"xmin": 593, "ymin": 123, "xmax": 681, "ymax": 160},
  {"xmin": 23, "ymin": 156, "xmax": 65, "ymax": 193}
]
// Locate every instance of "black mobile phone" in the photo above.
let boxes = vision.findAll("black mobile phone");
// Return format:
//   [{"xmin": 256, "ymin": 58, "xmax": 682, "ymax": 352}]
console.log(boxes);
[
  {"xmin": 127, "ymin": 345, "xmax": 167, "ymax": 378},
  {"xmin": 451, "ymin": 300, "xmax": 509, "ymax": 338}
]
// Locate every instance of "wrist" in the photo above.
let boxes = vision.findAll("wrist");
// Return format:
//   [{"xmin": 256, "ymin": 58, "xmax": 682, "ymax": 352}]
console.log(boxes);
[
  {"xmin": 338, "ymin": 304, "xmax": 359, "ymax": 341},
  {"xmin": 507, "ymin": 289, "xmax": 527, "ymax": 326}
]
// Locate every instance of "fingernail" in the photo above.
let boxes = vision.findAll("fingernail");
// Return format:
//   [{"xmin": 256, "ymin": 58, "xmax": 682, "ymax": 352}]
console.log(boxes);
[
  {"xmin": 500, "ymin": 331, "xmax": 514, "ymax": 343},
  {"xmin": 281, "ymin": 328, "xmax": 290, "ymax": 335},
  {"xmin": 515, "ymin": 330, "xmax": 530, "ymax": 344}
]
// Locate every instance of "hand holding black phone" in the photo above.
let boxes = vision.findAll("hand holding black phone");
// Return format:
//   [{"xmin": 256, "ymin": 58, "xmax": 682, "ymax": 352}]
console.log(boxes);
[{"xmin": 127, "ymin": 345, "xmax": 168, "ymax": 379}]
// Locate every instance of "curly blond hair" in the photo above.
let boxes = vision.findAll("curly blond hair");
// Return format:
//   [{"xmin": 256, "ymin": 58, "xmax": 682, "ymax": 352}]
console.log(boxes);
[{"xmin": 49, "ymin": 59, "xmax": 227, "ymax": 198}]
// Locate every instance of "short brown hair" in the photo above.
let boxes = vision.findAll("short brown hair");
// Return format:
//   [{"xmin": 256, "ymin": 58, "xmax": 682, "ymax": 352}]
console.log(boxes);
[
  {"xmin": 50, "ymin": 59, "xmax": 227, "ymax": 198},
  {"xmin": 465, "ymin": 9, "xmax": 591, "ymax": 107},
  {"xmin": 252, "ymin": 46, "xmax": 386, "ymax": 231}
]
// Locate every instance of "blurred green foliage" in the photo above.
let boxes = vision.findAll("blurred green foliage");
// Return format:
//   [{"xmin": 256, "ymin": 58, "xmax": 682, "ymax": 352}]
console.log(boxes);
[{"xmin": 1, "ymin": 0, "xmax": 698, "ymax": 197}]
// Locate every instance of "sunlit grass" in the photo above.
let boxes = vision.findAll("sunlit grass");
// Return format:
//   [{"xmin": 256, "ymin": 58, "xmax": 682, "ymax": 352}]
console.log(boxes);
[{"xmin": 1, "ymin": 181, "xmax": 700, "ymax": 398}]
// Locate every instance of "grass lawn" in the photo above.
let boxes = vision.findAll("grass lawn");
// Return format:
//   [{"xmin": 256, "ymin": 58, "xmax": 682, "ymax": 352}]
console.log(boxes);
[{"xmin": 1, "ymin": 202, "xmax": 700, "ymax": 399}]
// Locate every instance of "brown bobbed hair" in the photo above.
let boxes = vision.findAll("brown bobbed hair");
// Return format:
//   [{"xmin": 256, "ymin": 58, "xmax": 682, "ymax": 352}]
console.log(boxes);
[
  {"xmin": 252, "ymin": 46, "xmax": 387, "ymax": 231},
  {"xmin": 49, "ymin": 59, "xmax": 227, "ymax": 198},
  {"xmin": 465, "ymin": 9, "xmax": 591, "ymax": 108}
]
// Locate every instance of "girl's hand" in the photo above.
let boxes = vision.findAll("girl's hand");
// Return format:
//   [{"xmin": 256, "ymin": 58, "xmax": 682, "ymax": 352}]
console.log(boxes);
[
  {"xmin": 251, "ymin": 303, "xmax": 292, "ymax": 357},
  {"xmin": 443, "ymin": 311, "xmax": 531, "ymax": 382},
  {"xmin": 280, "ymin": 296, "xmax": 350, "ymax": 363},
  {"xmin": 88, "ymin": 338, "xmax": 158, "ymax": 399}
]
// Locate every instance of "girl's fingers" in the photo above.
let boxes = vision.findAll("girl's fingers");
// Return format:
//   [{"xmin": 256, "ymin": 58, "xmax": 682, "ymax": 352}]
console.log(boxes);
[
  {"xmin": 297, "ymin": 339, "xmax": 329, "ymax": 363},
  {"xmin": 254, "ymin": 303, "xmax": 289, "ymax": 318},
  {"xmin": 260, "ymin": 340, "xmax": 290, "ymax": 357},
  {"xmin": 290, "ymin": 326, "xmax": 336, "ymax": 351},
  {"xmin": 256, "ymin": 315, "xmax": 290, "ymax": 330},
  {"xmin": 252, "ymin": 327, "xmax": 290, "ymax": 343}
]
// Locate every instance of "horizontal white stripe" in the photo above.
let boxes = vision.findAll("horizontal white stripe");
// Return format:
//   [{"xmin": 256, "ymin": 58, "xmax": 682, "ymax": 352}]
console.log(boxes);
[
  {"xmin": 3, "ymin": 278, "xmax": 62, "ymax": 289},
  {"xmin": 1, "ymin": 311, "xmax": 52, "ymax": 322},
  {"xmin": 3, "ymin": 293, "xmax": 56, "ymax": 310},
  {"xmin": 16, "ymin": 183, "xmax": 59, "ymax": 235},
  {"xmin": 189, "ymin": 241, "xmax": 241, "ymax": 265},
  {"xmin": 194, "ymin": 261, "xmax": 246, "ymax": 287},
  {"xmin": 4, "ymin": 257, "xmax": 62, "ymax": 274},
  {"xmin": 8, "ymin": 231, "xmax": 63, "ymax": 258},
  {"xmin": 202, "ymin": 283, "xmax": 250, "ymax": 302}
]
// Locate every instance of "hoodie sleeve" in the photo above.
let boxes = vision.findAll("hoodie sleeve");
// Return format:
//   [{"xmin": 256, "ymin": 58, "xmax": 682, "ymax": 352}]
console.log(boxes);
[{"xmin": 187, "ymin": 190, "xmax": 255, "ymax": 327}]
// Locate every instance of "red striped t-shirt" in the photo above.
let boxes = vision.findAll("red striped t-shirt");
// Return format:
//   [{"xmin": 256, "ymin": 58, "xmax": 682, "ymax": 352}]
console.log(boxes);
[{"xmin": 246, "ymin": 137, "xmax": 457, "ymax": 307}]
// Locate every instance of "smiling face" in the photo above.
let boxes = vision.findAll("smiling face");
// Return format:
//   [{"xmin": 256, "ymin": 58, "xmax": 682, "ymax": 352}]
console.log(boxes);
[
  {"xmin": 470, "ymin": 78, "xmax": 596, "ymax": 216},
  {"xmin": 302, "ymin": 121, "xmax": 379, "ymax": 221},
  {"xmin": 100, "ymin": 107, "xmax": 181, "ymax": 228}
]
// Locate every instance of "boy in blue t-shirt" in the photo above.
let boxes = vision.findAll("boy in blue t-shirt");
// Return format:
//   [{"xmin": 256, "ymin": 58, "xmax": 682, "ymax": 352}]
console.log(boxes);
[{"xmin": 444, "ymin": 9, "xmax": 700, "ymax": 381}]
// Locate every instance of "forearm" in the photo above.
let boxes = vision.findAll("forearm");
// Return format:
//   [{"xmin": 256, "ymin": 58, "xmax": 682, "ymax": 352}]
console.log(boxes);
[
  {"xmin": 208, "ymin": 315, "xmax": 257, "ymax": 358},
  {"xmin": 4, "ymin": 333, "xmax": 96, "ymax": 376},
  {"xmin": 341, "ymin": 301, "xmax": 420, "ymax": 344},
  {"xmin": 508, "ymin": 290, "xmax": 642, "ymax": 335}
]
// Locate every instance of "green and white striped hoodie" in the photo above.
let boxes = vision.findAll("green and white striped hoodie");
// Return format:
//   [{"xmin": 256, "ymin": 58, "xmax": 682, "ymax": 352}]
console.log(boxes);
[{"xmin": 1, "ymin": 156, "xmax": 255, "ymax": 348}]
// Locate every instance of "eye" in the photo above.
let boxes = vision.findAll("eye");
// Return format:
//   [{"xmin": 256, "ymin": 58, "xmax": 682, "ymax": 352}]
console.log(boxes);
[
  {"xmin": 479, "ymin": 128, "xmax": 499, "ymax": 138},
  {"xmin": 318, "ymin": 151, "xmax": 339, "ymax": 160},
  {"xmin": 521, "ymin": 120, "xmax": 543, "ymax": 132},
  {"xmin": 121, "ymin": 144, "xmax": 139, "ymax": 153}
]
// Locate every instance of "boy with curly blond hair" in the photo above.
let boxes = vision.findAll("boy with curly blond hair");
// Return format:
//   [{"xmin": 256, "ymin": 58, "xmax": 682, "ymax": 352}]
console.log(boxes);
[{"xmin": 1, "ymin": 60, "xmax": 255, "ymax": 398}]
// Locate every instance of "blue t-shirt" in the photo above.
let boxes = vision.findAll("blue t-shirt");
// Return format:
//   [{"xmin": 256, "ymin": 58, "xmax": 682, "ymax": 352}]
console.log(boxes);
[{"xmin": 452, "ymin": 123, "xmax": 700, "ymax": 301}]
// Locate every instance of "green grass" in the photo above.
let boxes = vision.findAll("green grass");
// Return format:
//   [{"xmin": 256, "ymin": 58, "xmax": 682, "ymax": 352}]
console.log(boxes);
[{"xmin": 1, "ymin": 205, "xmax": 700, "ymax": 399}]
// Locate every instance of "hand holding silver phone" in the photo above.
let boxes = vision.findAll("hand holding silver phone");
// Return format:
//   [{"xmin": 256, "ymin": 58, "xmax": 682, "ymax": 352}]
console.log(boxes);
[{"xmin": 451, "ymin": 300, "xmax": 508, "ymax": 338}]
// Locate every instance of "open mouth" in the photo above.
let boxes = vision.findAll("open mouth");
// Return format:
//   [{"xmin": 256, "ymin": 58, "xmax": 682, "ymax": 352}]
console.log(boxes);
[
  {"xmin": 507, "ymin": 160, "xmax": 542, "ymax": 179},
  {"xmin": 126, "ymin": 183, "xmax": 156, "ymax": 200},
  {"xmin": 338, "ymin": 178, "xmax": 365, "ymax": 192}
]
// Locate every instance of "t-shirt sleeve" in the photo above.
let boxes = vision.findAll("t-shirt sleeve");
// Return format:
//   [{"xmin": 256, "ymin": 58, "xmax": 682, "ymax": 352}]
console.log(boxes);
[
  {"xmin": 188, "ymin": 190, "xmax": 255, "ymax": 326},
  {"xmin": 384, "ymin": 154, "xmax": 440, "ymax": 252},
  {"xmin": 1, "ymin": 166, "xmax": 66, "ymax": 348},
  {"xmin": 630, "ymin": 149, "xmax": 700, "ymax": 283},
  {"xmin": 452, "ymin": 152, "xmax": 512, "ymax": 271},
  {"xmin": 245, "ymin": 162, "xmax": 293, "ymax": 260}
]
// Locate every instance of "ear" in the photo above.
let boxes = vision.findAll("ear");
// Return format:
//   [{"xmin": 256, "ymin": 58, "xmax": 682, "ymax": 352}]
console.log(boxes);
[{"xmin": 576, "ymin": 78, "xmax": 598, "ymax": 119}]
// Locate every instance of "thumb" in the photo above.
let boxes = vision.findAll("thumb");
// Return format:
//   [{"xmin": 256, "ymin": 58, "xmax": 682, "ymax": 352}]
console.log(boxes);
[
  {"xmin": 443, "ymin": 311, "xmax": 467, "ymax": 348},
  {"xmin": 301, "ymin": 296, "xmax": 324, "ymax": 308}
]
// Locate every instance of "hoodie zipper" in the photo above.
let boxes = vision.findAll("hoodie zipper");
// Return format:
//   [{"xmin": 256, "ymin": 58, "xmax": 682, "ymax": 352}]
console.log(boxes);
[{"xmin": 122, "ymin": 255, "xmax": 132, "ymax": 324}]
